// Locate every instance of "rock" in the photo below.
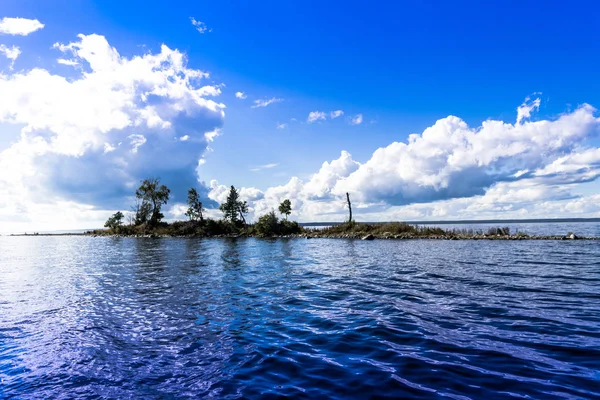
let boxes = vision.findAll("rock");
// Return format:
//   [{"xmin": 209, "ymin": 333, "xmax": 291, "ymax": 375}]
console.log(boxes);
[
  {"xmin": 362, "ymin": 234, "xmax": 375, "ymax": 241},
  {"xmin": 568, "ymin": 233, "xmax": 578, "ymax": 240}
]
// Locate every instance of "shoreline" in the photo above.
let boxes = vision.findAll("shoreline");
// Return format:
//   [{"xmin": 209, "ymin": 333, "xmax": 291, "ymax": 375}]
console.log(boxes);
[{"xmin": 7, "ymin": 232, "xmax": 598, "ymax": 240}]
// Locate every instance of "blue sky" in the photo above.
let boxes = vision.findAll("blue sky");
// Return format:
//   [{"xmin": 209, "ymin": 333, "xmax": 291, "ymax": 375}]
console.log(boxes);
[{"xmin": 1, "ymin": 0, "xmax": 600, "ymax": 230}]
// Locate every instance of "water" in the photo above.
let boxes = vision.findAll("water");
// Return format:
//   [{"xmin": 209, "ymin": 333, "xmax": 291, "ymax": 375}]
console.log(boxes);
[{"xmin": 1, "ymin": 234, "xmax": 599, "ymax": 399}]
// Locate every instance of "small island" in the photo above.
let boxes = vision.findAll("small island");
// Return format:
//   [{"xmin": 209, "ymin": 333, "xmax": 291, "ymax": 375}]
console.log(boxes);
[{"xmin": 77, "ymin": 178, "xmax": 596, "ymax": 241}]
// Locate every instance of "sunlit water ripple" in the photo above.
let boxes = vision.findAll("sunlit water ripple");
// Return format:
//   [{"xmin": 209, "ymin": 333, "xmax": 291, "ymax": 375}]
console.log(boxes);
[{"xmin": 1, "ymin": 235, "xmax": 599, "ymax": 399}]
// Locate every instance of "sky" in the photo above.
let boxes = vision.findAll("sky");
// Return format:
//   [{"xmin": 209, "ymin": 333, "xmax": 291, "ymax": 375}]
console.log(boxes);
[{"xmin": 1, "ymin": 0, "xmax": 600, "ymax": 232}]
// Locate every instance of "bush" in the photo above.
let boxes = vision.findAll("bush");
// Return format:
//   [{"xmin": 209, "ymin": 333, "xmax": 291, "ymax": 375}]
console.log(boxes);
[
  {"xmin": 280, "ymin": 220, "xmax": 302, "ymax": 235},
  {"xmin": 254, "ymin": 211, "xmax": 280, "ymax": 237}
]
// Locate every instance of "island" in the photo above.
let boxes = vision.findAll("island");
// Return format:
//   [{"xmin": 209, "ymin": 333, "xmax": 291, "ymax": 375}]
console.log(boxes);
[{"xmin": 64, "ymin": 178, "xmax": 595, "ymax": 241}]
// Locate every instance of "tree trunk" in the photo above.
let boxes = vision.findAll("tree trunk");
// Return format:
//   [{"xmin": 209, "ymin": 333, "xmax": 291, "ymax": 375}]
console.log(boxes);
[{"xmin": 346, "ymin": 192, "xmax": 352, "ymax": 223}]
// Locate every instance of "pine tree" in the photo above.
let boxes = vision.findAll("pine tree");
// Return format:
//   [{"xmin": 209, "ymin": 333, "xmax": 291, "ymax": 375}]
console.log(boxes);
[
  {"xmin": 219, "ymin": 185, "xmax": 248, "ymax": 225},
  {"xmin": 185, "ymin": 188, "xmax": 203, "ymax": 222},
  {"xmin": 278, "ymin": 199, "xmax": 292, "ymax": 220}
]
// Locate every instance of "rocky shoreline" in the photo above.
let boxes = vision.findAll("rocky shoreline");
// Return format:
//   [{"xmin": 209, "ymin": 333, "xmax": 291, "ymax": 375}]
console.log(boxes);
[{"xmin": 78, "ymin": 232, "xmax": 599, "ymax": 240}]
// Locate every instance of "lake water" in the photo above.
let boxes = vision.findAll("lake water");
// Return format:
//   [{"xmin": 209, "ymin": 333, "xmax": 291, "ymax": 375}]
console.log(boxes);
[{"xmin": 1, "ymin": 233, "xmax": 599, "ymax": 398}]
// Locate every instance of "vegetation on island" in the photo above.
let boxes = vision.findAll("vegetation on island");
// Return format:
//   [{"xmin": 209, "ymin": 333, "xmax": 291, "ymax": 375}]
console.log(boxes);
[
  {"xmin": 87, "ymin": 178, "xmax": 589, "ymax": 240},
  {"xmin": 91, "ymin": 178, "xmax": 301, "ymax": 238}
]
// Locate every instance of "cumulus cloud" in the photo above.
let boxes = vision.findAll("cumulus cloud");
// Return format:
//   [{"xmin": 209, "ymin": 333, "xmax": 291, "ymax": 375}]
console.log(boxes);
[
  {"xmin": 330, "ymin": 110, "xmax": 344, "ymax": 119},
  {"xmin": 0, "ymin": 17, "xmax": 44, "ymax": 36},
  {"xmin": 307, "ymin": 111, "xmax": 327, "ymax": 123},
  {"xmin": 190, "ymin": 17, "xmax": 211, "ymax": 34},
  {"xmin": 333, "ymin": 105, "xmax": 599, "ymax": 205},
  {"xmin": 0, "ymin": 44, "xmax": 20, "ymax": 69},
  {"xmin": 235, "ymin": 91, "xmax": 247, "ymax": 99},
  {"xmin": 350, "ymin": 113, "xmax": 363, "ymax": 125},
  {"xmin": 0, "ymin": 33, "xmax": 225, "ymax": 231},
  {"xmin": 252, "ymin": 97, "xmax": 283, "ymax": 108},
  {"xmin": 207, "ymin": 99, "xmax": 600, "ymax": 222},
  {"xmin": 277, "ymin": 123, "xmax": 287, "ymax": 129}
]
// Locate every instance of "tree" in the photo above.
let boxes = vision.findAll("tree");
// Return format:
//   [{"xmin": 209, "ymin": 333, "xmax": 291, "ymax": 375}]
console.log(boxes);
[
  {"xmin": 133, "ymin": 199, "xmax": 152, "ymax": 226},
  {"xmin": 346, "ymin": 192, "xmax": 352, "ymax": 223},
  {"xmin": 104, "ymin": 211, "xmax": 124, "ymax": 231},
  {"xmin": 238, "ymin": 200, "xmax": 249, "ymax": 225},
  {"xmin": 135, "ymin": 178, "xmax": 170, "ymax": 226},
  {"xmin": 185, "ymin": 188, "xmax": 203, "ymax": 222},
  {"xmin": 219, "ymin": 185, "xmax": 248, "ymax": 225},
  {"xmin": 278, "ymin": 199, "xmax": 292, "ymax": 220},
  {"xmin": 255, "ymin": 210, "xmax": 279, "ymax": 236}
]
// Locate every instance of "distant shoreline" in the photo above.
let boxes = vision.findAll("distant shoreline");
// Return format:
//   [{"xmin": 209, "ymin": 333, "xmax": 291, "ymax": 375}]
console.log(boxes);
[{"xmin": 299, "ymin": 218, "xmax": 600, "ymax": 226}]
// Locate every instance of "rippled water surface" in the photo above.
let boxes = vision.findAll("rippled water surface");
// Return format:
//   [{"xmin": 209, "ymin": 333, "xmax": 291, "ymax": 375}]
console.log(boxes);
[{"xmin": 1, "ymin": 236, "xmax": 600, "ymax": 399}]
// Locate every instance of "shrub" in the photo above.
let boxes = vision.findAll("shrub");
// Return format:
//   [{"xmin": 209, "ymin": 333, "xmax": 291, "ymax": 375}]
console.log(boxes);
[{"xmin": 254, "ymin": 211, "xmax": 280, "ymax": 237}]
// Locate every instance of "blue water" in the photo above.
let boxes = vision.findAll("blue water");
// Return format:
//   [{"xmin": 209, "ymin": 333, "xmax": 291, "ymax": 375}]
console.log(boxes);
[{"xmin": 1, "ymin": 235, "xmax": 600, "ymax": 399}]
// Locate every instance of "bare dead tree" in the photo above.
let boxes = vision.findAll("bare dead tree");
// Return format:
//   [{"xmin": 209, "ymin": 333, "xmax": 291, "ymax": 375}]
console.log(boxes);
[{"xmin": 346, "ymin": 192, "xmax": 352, "ymax": 223}]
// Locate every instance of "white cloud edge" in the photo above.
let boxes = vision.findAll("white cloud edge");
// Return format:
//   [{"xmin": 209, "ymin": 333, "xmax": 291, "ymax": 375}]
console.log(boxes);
[
  {"xmin": 0, "ymin": 17, "xmax": 44, "ymax": 36},
  {"xmin": 251, "ymin": 97, "xmax": 283, "ymax": 108},
  {"xmin": 190, "ymin": 17, "xmax": 211, "ymax": 34}
]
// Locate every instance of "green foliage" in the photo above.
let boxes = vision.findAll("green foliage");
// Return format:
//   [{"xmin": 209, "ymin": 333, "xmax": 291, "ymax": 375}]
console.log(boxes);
[
  {"xmin": 205, "ymin": 218, "xmax": 239, "ymax": 235},
  {"xmin": 185, "ymin": 188, "xmax": 203, "ymax": 221},
  {"xmin": 278, "ymin": 199, "xmax": 292, "ymax": 220},
  {"xmin": 313, "ymin": 221, "xmax": 515, "ymax": 238},
  {"xmin": 280, "ymin": 219, "xmax": 302, "ymax": 235},
  {"xmin": 135, "ymin": 178, "xmax": 170, "ymax": 226},
  {"xmin": 254, "ymin": 211, "xmax": 280, "ymax": 236},
  {"xmin": 314, "ymin": 221, "xmax": 448, "ymax": 237},
  {"xmin": 252, "ymin": 211, "xmax": 303, "ymax": 237},
  {"xmin": 219, "ymin": 185, "xmax": 248, "ymax": 225},
  {"xmin": 133, "ymin": 200, "xmax": 152, "ymax": 226},
  {"xmin": 104, "ymin": 211, "xmax": 124, "ymax": 231}
]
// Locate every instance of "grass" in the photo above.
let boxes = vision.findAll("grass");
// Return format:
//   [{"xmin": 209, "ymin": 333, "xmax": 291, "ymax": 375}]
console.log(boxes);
[{"xmin": 310, "ymin": 221, "xmax": 516, "ymax": 238}]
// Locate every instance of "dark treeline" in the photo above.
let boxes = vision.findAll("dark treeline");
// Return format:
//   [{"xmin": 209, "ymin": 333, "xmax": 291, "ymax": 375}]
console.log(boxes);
[{"xmin": 96, "ymin": 178, "xmax": 302, "ymax": 237}]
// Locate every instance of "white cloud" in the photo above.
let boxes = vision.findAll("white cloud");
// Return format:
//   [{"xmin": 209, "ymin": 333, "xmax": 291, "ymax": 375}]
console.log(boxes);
[
  {"xmin": 0, "ymin": 17, "xmax": 44, "ymax": 36},
  {"xmin": 57, "ymin": 58, "xmax": 79, "ymax": 66},
  {"xmin": 350, "ymin": 113, "xmax": 363, "ymax": 125},
  {"xmin": 307, "ymin": 111, "xmax": 327, "ymax": 123},
  {"xmin": 303, "ymin": 150, "xmax": 360, "ymax": 199},
  {"xmin": 235, "ymin": 91, "xmax": 247, "ymax": 99},
  {"xmin": 0, "ymin": 33, "xmax": 225, "ymax": 232},
  {"xmin": 250, "ymin": 163, "xmax": 279, "ymax": 172},
  {"xmin": 197, "ymin": 85, "xmax": 222, "ymax": 96},
  {"xmin": 516, "ymin": 95, "xmax": 541, "ymax": 124},
  {"xmin": 277, "ymin": 123, "xmax": 287, "ymax": 129},
  {"xmin": 204, "ymin": 128, "xmax": 221, "ymax": 142},
  {"xmin": 190, "ymin": 17, "xmax": 211, "ymax": 34},
  {"xmin": 330, "ymin": 110, "xmax": 344, "ymax": 119},
  {"xmin": 252, "ymin": 97, "xmax": 283, "ymax": 108},
  {"xmin": 128, "ymin": 134, "xmax": 147, "ymax": 153},
  {"xmin": 332, "ymin": 104, "xmax": 599, "ymax": 205},
  {"xmin": 0, "ymin": 44, "xmax": 20, "ymax": 69},
  {"xmin": 207, "ymin": 99, "xmax": 600, "ymax": 223}
]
